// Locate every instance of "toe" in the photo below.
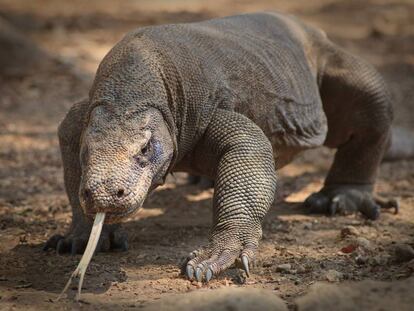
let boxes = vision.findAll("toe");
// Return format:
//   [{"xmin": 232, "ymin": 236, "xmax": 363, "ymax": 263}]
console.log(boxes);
[
  {"xmin": 185, "ymin": 248, "xmax": 210, "ymax": 280},
  {"xmin": 205, "ymin": 268, "xmax": 213, "ymax": 282},
  {"xmin": 197, "ymin": 250, "xmax": 239, "ymax": 282},
  {"xmin": 110, "ymin": 230, "xmax": 129, "ymax": 251},
  {"xmin": 375, "ymin": 197, "xmax": 399, "ymax": 214},
  {"xmin": 186, "ymin": 265, "xmax": 195, "ymax": 279},
  {"xmin": 304, "ymin": 192, "xmax": 330, "ymax": 214},
  {"xmin": 329, "ymin": 194, "xmax": 358, "ymax": 216},
  {"xmin": 186, "ymin": 248, "xmax": 238, "ymax": 282},
  {"xmin": 43, "ymin": 234, "xmax": 64, "ymax": 251},
  {"xmin": 195, "ymin": 267, "xmax": 203, "ymax": 282},
  {"xmin": 240, "ymin": 244, "xmax": 257, "ymax": 277},
  {"xmin": 97, "ymin": 236, "xmax": 111, "ymax": 253},
  {"xmin": 359, "ymin": 200, "xmax": 380, "ymax": 220},
  {"xmin": 241, "ymin": 255, "xmax": 250, "ymax": 277},
  {"xmin": 70, "ymin": 238, "xmax": 87, "ymax": 255},
  {"xmin": 57, "ymin": 238, "xmax": 71, "ymax": 254}
]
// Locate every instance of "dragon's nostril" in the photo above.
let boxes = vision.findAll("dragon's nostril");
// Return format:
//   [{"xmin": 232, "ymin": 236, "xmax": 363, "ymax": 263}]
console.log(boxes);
[
  {"xmin": 116, "ymin": 188, "xmax": 125, "ymax": 198},
  {"xmin": 84, "ymin": 188, "xmax": 91, "ymax": 200}
]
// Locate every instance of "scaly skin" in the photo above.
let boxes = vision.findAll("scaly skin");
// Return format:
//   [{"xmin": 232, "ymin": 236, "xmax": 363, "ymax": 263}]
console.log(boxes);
[{"xmin": 45, "ymin": 12, "xmax": 412, "ymax": 282}]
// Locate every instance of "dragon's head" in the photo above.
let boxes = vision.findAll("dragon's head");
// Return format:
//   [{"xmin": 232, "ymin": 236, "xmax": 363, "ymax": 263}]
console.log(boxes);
[{"xmin": 79, "ymin": 105, "xmax": 174, "ymax": 223}]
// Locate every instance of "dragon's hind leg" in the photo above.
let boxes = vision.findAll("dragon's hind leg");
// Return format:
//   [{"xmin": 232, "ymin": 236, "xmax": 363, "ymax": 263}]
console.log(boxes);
[{"xmin": 304, "ymin": 41, "xmax": 396, "ymax": 219}]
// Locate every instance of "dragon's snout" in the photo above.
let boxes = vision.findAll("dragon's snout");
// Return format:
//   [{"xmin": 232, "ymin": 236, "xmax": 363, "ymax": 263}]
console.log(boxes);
[
  {"xmin": 82, "ymin": 184, "xmax": 128, "ymax": 206},
  {"xmin": 79, "ymin": 177, "xmax": 145, "ymax": 222}
]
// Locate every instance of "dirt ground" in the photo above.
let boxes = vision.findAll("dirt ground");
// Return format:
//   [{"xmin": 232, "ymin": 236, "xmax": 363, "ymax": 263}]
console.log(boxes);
[{"xmin": 0, "ymin": 0, "xmax": 413, "ymax": 310}]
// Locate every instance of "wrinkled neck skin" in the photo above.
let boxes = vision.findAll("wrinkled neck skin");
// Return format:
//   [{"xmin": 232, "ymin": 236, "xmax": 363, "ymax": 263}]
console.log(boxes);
[{"xmin": 79, "ymin": 41, "xmax": 178, "ymax": 223}]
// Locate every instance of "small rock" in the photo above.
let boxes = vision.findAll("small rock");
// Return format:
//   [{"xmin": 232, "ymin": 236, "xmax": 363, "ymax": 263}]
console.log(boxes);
[
  {"xmin": 297, "ymin": 265, "xmax": 306, "ymax": 274},
  {"xmin": 393, "ymin": 244, "xmax": 414, "ymax": 263},
  {"xmin": 296, "ymin": 277, "xmax": 414, "ymax": 310},
  {"xmin": 142, "ymin": 287, "xmax": 288, "ymax": 311},
  {"xmin": 15, "ymin": 283, "xmax": 32, "ymax": 289},
  {"xmin": 262, "ymin": 261, "xmax": 273, "ymax": 268},
  {"xmin": 355, "ymin": 255, "xmax": 367, "ymax": 265},
  {"xmin": 341, "ymin": 244, "xmax": 357, "ymax": 254},
  {"xmin": 276, "ymin": 263, "xmax": 292, "ymax": 273},
  {"xmin": 355, "ymin": 237, "xmax": 372, "ymax": 250},
  {"xmin": 324, "ymin": 269, "xmax": 343, "ymax": 282},
  {"xmin": 340, "ymin": 226, "xmax": 359, "ymax": 238},
  {"xmin": 303, "ymin": 222, "xmax": 313, "ymax": 230}
]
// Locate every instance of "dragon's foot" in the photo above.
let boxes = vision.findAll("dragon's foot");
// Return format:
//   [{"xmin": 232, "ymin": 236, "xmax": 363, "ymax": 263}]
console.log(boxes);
[
  {"xmin": 43, "ymin": 221, "xmax": 128, "ymax": 254},
  {"xmin": 184, "ymin": 228, "xmax": 259, "ymax": 282},
  {"xmin": 304, "ymin": 186, "xmax": 398, "ymax": 220}
]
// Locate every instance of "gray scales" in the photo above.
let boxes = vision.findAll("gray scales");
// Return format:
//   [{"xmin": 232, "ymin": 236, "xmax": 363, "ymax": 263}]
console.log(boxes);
[{"xmin": 44, "ymin": 12, "xmax": 414, "ymax": 282}]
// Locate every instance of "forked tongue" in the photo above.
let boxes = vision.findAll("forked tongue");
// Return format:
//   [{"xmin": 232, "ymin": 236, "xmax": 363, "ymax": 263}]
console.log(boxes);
[{"xmin": 57, "ymin": 212, "xmax": 105, "ymax": 301}]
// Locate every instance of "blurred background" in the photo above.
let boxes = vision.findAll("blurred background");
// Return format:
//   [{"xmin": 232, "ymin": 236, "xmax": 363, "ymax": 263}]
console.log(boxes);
[{"xmin": 0, "ymin": 0, "xmax": 413, "ymax": 310}]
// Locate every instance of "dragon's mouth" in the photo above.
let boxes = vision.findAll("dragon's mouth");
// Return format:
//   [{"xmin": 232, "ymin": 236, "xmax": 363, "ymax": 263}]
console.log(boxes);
[
  {"xmin": 82, "ymin": 191, "xmax": 147, "ymax": 223},
  {"xmin": 85, "ymin": 205, "xmax": 142, "ymax": 223}
]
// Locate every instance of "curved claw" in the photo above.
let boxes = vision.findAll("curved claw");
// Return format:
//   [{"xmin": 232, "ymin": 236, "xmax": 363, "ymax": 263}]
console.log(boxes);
[
  {"xmin": 206, "ymin": 268, "xmax": 213, "ymax": 282},
  {"xmin": 360, "ymin": 205, "xmax": 380, "ymax": 220},
  {"xmin": 195, "ymin": 267, "xmax": 203, "ymax": 282},
  {"xmin": 241, "ymin": 255, "xmax": 250, "ymax": 277},
  {"xmin": 304, "ymin": 193, "xmax": 330, "ymax": 214},
  {"xmin": 119, "ymin": 240, "xmax": 128, "ymax": 252},
  {"xmin": 389, "ymin": 199, "xmax": 399, "ymax": 214},
  {"xmin": 186, "ymin": 265, "xmax": 194, "ymax": 280},
  {"xmin": 375, "ymin": 197, "xmax": 399, "ymax": 214},
  {"xmin": 328, "ymin": 197, "xmax": 338, "ymax": 216}
]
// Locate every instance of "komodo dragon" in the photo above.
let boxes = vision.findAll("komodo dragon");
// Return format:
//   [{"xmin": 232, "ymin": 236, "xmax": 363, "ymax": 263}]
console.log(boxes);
[{"xmin": 44, "ymin": 12, "xmax": 414, "ymax": 282}]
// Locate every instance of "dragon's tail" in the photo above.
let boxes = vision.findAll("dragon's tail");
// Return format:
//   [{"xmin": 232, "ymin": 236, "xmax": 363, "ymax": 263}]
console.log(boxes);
[{"xmin": 383, "ymin": 127, "xmax": 414, "ymax": 161}]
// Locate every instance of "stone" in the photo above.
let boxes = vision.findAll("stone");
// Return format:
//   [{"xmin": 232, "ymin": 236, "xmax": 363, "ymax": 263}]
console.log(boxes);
[
  {"xmin": 276, "ymin": 263, "xmax": 292, "ymax": 273},
  {"xmin": 296, "ymin": 277, "xmax": 414, "ymax": 311},
  {"xmin": 142, "ymin": 287, "xmax": 288, "ymax": 311},
  {"xmin": 355, "ymin": 255, "xmax": 368, "ymax": 265},
  {"xmin": 393, "ymin": 244, "xmax": 414, "ymax": 263},
  {"xmin": 297, "ymin": 265, "xmax": 307, "ymax": 274},
  {"xmin": 303, "ymin": 222, "xmax": 313, "ymax": 230},
  {"xmin": 324, "ymin": 270, "xmax": 343, "ymax": 282},
  {"xmin": 355, "ymin": 237, "xmax": 373, "ymax": 251},
  {"xmin": 340, "ymin": 226, "xmax": 359, "ymax": 238}
]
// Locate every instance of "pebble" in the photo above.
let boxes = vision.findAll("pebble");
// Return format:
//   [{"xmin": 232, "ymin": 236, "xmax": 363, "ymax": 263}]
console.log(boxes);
[
  {"xmin": 355, "ymin": 255, "xmax": 367, "ymax": 265},
  {"xmin": 393, "ymin": 244, "xmax": 414, "ymax": 263},
  {"xmin": 276, "ymin": 264, "xmax": 292, "ymax": 273},
  {"xmin": 355, "ymin": 237, "xmax": 372, "ymax": 251},
  {"xmin": 369, "ymin": 255, "xmax": 384, "ymax": 266},
  {"xmin": 324, "ymin": 269, "xmax": 343, "ymax": 282},
  {"xmin": 262, "ymin": 261, "xmax": 273, "ymax": 268},
  {"xmin": 303, "ymin": 222, "xmax": 313, "ymax": 230},
  {"xmin": 297, "ymin": 265, "xmax": 307, "ymax": 274},
  {"xmin": 340, "ymin": 226, "xmax": 359, "ymax": 238}
]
